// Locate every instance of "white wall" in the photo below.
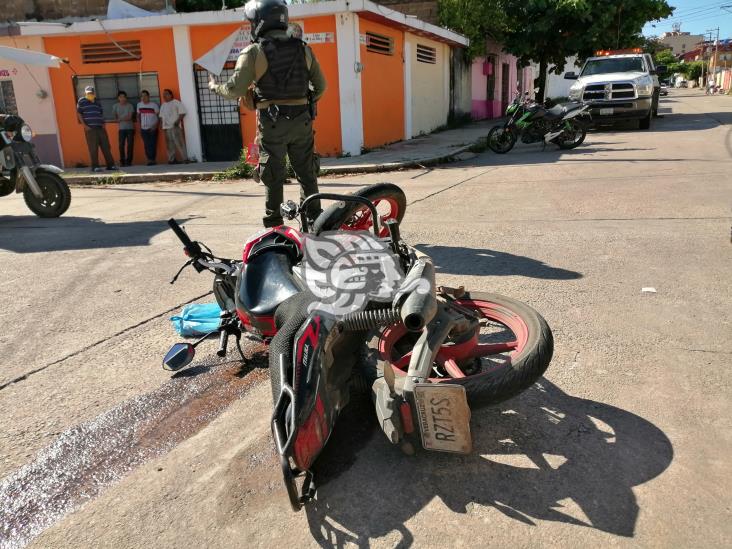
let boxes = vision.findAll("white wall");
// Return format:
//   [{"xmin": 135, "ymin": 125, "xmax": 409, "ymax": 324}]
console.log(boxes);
[
  {"xmin": 0, "ymin": 36, "xmax": 62, "ymax": 164},
  {"xmin": 406, "ymin": 33, "xmax": 449, "ymax": 136}
]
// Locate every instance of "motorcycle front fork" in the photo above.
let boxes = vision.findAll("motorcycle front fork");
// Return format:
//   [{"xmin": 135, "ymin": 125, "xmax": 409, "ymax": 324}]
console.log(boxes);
[{"xmin": 18, "ymin": 166, "xmax": 44, "ymax": 199}]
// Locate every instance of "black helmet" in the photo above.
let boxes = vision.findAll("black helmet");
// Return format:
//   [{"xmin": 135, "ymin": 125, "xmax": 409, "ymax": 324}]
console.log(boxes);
[{"xmin": 244, "ymin": 0, "xmax": 289, "ymax": 41}]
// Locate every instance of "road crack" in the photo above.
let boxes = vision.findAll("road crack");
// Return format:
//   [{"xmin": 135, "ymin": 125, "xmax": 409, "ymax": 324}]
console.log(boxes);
[{"xmin": 0, "ymin": 291, "xmax": 213, "ymax": 392}]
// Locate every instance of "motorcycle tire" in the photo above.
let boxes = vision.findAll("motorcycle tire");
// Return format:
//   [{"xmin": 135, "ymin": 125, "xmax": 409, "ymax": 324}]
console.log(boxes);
[
  {"xmin": 311, "ymin": 182, "xmax": 406, "ymax": 237},
  {"xmin": 364, "ymin": 291, "xmax": 553, "ymax": 409},
  {"xmin": 23, "ymin": 171, "xmax": 71, "ymax": 218},
  {"xmin": 487, "ymin": 126, "xmax": 517, "ymax": 154},
  {"xmin": 556, "ymin": 124, "xmax": 587, "ymax": 150}
]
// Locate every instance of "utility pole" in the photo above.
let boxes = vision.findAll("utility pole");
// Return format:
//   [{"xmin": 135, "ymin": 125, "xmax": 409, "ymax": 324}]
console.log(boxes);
[{"xmin": 705, "ymin": 28, "xmax": 720, "ymax": 86}]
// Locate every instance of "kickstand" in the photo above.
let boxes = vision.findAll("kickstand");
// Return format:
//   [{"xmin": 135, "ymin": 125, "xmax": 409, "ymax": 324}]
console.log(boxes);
[{"xmin": 235, "ymin": 334, "xmax": 248, "ymax": 364}]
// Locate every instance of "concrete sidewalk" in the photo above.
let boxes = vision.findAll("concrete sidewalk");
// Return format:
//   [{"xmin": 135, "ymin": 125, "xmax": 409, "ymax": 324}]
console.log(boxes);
[{"xmin": 61, "ymin": 120, "xmax": 493, "ymax": 185}]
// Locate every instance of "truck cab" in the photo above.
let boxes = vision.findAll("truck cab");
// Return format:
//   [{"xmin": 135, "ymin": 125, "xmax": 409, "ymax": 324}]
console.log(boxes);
[{"xmin": 564, "ymin": 50, "xmax": 665, "ymax": 130}]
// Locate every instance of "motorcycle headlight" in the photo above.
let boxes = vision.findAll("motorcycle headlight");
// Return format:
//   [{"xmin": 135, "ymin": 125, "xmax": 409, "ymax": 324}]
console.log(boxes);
[
  {"xmin": 568, "ymin": 82, "xmax": 583, "ymax": 101},
  {"xmin": 635, "ymin": 78, "xmax": 653, "ymax": 97},
  {"xmin": 20, "ymin": 124, "xmax": 33, "ymax": 142}
]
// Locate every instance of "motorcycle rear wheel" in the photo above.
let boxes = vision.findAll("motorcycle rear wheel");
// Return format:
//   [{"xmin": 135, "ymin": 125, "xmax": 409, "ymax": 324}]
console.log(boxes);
[
  {"xmin": 23, "ymin": 172, "xmax": 71, "ymax": 218},
  {"xmin": 487, "ymin": 126, "xmax": 517, "ymax": 154},
  {"xmin": 368, "ymin": 292, "xmax": 553, "ymax": 408},
  {"xmin": 311, "ymin": 182, "xmax": 406, "ymax": 237},
  {"xmin": 555, "ymin": 123, "xmax": 587, "ymax": 149}
]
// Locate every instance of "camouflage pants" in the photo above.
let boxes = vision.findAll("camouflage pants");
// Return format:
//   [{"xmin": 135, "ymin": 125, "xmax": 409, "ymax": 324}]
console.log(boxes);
[{"xmin": 257, "ymin": 109, "xmax": 321, "ymax": 228}]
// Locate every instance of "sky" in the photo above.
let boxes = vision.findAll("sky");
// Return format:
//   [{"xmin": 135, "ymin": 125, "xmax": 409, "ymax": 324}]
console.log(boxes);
[
  {"xmin": 643, "ymin": 0, "xmax": 732, "ymax": 38},
  {"xmin": 287, "ymin": 0, "xmax": 730, "ymax": 41}
]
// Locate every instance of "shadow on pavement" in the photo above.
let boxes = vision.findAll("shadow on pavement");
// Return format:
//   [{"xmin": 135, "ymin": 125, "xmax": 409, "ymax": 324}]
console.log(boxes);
[
  {"xmin": 306, "ymin": 380, "xmax": 673, "ymax": 547},
  {"xmin": 0, "ymin": 216, "xmax": 183, "ymax": 253},
  {"xmin": 415, "ymin": 244, "xmax": 582, "ymax": 280}
]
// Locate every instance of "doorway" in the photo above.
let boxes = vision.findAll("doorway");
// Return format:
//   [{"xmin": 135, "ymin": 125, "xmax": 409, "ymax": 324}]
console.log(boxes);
[
  {"xmin": 194, "ymin": 63, "xmax": 243, "ymax": 162},
  {"xmin": 501, "ymin": 62, "xmax": 510, "ymax": 113}
]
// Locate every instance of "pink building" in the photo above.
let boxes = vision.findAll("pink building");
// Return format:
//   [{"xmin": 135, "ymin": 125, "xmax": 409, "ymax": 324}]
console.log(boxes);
[{"xmin": 471, "ymin": 39, "xmax": 534, "ymax": 119}]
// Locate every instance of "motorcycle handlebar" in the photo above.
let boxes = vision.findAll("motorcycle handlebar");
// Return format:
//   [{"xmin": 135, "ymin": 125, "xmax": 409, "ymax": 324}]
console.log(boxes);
[{"xmin": 168, "ymin": 218, "xmax": 203, "ymax": 258}]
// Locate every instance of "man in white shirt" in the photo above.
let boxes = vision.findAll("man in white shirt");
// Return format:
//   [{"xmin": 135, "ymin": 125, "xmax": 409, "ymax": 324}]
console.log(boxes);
[
  {"xmin": 159, "ymin": 89, "xmax": 188, "ymax": 164},
  {"xmin": 136, "ymin": 90, "xmax": 160, "ymax": 165}
]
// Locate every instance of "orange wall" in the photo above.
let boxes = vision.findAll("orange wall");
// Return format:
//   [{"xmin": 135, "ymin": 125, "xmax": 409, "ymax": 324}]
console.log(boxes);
[
  {"xmin": 44, "ymin": 29, "xmax": 179, "ymax": 167},
  {"xmin": 359, "ymin": 19, "xmax": 405, "ymax": 149},
  {"xmin": 189, "ymin": 15, "xmax": 342, "ymax": 158}
]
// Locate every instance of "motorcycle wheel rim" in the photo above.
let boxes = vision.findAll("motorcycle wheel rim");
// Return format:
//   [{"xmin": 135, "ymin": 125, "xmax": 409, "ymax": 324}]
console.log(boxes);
[
  {"xmin": 341, "ymin": 197, "xmax": 400, "ymax": 237},
  {"xmin": 378, "ymin": 298, "xmax": 530, "ymax": 382},
  {"xmin": 29, "ymin": 178, "xmax": 62, "ymax": 213},
  {"xmin": 490, "ymin": 129, "xmax": 513, "ymax": 152}
]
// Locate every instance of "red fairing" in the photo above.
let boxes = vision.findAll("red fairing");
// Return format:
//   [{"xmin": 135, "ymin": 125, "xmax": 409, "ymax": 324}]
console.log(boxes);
[
  {"xmin": 293, "ymin": 395, "xmax": 330, "ymax": 471},
  {"xmin": 242, "ymin": 226, "xmax": 303, "ymax": 263}
]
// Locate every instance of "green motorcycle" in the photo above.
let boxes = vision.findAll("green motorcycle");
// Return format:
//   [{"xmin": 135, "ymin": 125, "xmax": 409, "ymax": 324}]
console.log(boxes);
[{"xmin": 488, "ymin": 93, "xmax": 592, "ymax": 154}]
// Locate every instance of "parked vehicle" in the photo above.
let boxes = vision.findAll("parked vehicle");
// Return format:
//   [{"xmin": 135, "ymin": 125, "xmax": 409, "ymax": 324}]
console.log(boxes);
[
  {"xmin": 0, "ymin": 114, "xmax": 70, "ymax": 217},
  {"xmin": 487, "ymin": 92, "xmax": 591, "ymax": 154},
  {"xmin": 660, "ymin": 83, "xmax": 669, "ymax": 96},
  {"xmin": 163, "ymin": 183, "xmax": 554, "ymax": 510},
  {"xmin": 565, "ymin": 49, "xmax": 666, "ymax": 129}
]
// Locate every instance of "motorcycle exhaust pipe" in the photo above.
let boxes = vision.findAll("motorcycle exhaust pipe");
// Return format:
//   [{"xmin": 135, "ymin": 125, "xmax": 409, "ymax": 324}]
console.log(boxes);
[{"xmin": 395, "ymin": 258, "xmax": 437, "ymax": 332}]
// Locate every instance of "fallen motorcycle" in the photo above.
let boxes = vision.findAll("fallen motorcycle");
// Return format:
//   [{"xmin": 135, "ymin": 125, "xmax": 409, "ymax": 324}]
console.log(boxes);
[
  {"xmin": 488, "ymin": 92, "xmax": 591, "ymax": 154},
  {"xmin": 0, "ymin": 113, "xmax": 70, "ymax": 217},
  {"xmin": 163, "ymin": 183, "xmax": 553, "ymax": 510}
]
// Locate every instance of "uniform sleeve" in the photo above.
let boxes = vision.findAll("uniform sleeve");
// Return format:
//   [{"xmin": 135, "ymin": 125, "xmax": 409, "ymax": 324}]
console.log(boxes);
[
  {"xmin": 177, "ymin": 100, "xmax": 187, "ymax": 115},
  {"xmin": 211, "ymin": 45, "xmax": 258, "ymax": 100},
  {"xmin": 307, "ymin": 47, "xmax": 327, "ymax": 102}
]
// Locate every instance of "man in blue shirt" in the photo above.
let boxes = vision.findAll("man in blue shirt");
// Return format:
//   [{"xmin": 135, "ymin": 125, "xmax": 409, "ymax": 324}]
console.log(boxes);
[{"xmin": 76, "ymin": 85, "xmax": 116, "ymax": 172}]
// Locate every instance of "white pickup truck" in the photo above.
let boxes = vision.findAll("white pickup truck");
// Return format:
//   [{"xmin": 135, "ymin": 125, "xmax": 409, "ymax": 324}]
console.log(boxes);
[{"xmin": 564, "ymin": 52, "xmax": 665, "ymax": 129}]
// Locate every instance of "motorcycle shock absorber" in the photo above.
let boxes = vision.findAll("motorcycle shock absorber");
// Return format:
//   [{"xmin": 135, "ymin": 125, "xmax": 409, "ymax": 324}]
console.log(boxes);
[{"xmin": 341, "ymin": 305, "xmax": 400, "ymax": 331}]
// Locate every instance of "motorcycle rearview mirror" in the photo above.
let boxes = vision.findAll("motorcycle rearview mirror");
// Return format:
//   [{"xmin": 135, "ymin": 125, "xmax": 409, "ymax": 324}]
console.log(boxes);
[{"xmin": 163, "ymin": 342, "xmax": 195, "ymax": 371}]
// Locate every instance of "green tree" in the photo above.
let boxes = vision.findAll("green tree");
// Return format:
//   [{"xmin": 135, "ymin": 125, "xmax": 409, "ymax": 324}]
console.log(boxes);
[
  {"xmin": 654, "ymin": 48, "xmax": 681, "ymax": 74},
  {"xmin": 438, "ymin": 0, "xmax": 674, "ymax": 100},
  {"xmin": 438, "ymin": 0, "xmax": 507, "ymax": 59}
]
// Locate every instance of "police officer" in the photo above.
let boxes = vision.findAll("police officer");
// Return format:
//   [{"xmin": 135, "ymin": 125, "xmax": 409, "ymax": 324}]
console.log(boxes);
[{"xmin": 209, "ymin": 0, "xmax": 326, "ymax": 228}]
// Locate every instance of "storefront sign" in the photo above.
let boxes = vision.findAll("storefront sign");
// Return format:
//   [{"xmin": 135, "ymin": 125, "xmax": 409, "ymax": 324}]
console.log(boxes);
[
  {"xmin": 0, "ymin": 68, "xmax": 19, "ymax": 78},
  {"xmin": 227, "ymin": 25, "xmax": 252, "ymax": 62},
  {"xmin": 304, "ymin": 32, "xmax": 334, "ymax": 44}
]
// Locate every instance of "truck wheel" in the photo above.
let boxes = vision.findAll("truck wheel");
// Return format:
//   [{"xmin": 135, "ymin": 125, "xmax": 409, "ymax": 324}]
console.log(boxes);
[{"xmin": 639, "ymin": 112, "xmax": 652, "ymax": 130}]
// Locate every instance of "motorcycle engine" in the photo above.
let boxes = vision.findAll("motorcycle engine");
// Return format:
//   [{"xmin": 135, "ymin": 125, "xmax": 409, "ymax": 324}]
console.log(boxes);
[{"xmin": 521, "ymin": 120, "xmax": 549, "ymax": 144}]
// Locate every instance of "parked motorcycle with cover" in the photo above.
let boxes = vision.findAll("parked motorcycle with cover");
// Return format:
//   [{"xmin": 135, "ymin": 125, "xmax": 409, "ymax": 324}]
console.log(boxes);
[
  {"xmin": 488, "ymin": 92, "xmax": 591, "ymax": 154},
  {"xmin": 162, "ymin": 183, "xmax": 553, "ymax": 510},
  {"xmin": 0, "ymin": 114, "xmax": 70, "ymax": 217}
]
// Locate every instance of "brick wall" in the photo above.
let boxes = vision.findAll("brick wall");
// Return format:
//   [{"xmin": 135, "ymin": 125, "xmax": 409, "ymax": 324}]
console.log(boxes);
[
  {"xmin": 7, "ymin": 0, "xmax": 172, "ymax": 22},
  {"xmin": 375, "ymin": 0, "xmax": 439, "ymax": 25}
]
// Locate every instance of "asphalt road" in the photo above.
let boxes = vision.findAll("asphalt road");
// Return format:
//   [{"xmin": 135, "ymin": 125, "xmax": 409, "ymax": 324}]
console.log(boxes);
[{"xmin": 1, "ymin": 90, "xmax": 730, "ymax": 548}]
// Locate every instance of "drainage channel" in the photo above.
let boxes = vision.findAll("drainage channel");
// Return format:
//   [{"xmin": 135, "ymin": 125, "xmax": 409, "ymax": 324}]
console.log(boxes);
[{"xmin": 0, "ymin": 350, "xmax": 268, "ymax": 549}]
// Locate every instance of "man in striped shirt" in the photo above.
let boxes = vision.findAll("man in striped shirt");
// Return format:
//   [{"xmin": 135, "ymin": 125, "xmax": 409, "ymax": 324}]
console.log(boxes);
[{"xmin": 76, "ymin": 85, "xmax": 116, "ymax": 172}]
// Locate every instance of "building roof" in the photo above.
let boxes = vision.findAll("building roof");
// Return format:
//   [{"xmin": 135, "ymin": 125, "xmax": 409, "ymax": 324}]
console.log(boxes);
[{"xmin": 13, "ymin": 0, "xmax": 468, "ymax": 48}]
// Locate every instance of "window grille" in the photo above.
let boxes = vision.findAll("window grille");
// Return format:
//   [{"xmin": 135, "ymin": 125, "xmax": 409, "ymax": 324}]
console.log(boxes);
[
  {"xmin": 73, "ymin": 72, "xmax": 160, "ymax": 121},
  {"xmin": 416, "ymin": 44, "xmax": 437, "ymax": 64},
  {"xmin": 366, "ymin": 32, "xmax": 394, "ymax": 56},
  {"xmin": 81, "ymin": 41, "xmax": 142, "ymax": 64}
]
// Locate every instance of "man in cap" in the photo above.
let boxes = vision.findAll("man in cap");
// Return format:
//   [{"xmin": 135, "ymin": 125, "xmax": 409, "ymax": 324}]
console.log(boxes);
[
  {"xmin": 76, "ymin": 85, "xmax": 116, "ymax": 172},
  {"xmin": 209, "ymin": 0, "xmax": 326, "ymax": 228}
]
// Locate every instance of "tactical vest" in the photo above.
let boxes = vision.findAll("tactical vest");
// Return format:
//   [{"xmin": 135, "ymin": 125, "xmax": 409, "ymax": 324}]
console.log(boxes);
[{"xmin": 255, "ymin": 37, "xmax": 309, "ymax": 103}]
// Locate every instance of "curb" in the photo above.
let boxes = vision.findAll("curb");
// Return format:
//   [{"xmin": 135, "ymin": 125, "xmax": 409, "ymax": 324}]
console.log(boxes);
[{"xmin": 64, "ymin": 136, "xmax": 487, "ymax": 186}]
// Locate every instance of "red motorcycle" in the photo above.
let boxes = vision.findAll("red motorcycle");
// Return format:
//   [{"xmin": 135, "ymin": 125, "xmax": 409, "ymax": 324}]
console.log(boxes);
[{"xmin": 163, "ymin": 183, "xmax": 553, "ymax": 510}]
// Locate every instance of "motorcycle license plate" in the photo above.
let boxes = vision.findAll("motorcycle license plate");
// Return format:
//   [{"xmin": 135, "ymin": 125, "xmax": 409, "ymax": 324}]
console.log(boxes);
[
  {"xmin": 599, "ymin": 108, "xmax": 614, "ymax": 115},
  {"xmin": 414, "ymin": 384, "xmax": 472, "ymax": 454}
]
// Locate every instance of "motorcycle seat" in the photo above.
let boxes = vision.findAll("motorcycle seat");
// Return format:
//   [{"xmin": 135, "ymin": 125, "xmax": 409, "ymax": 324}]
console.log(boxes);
[
  {"xmin": 237, "ymin": 251, "xmax": 302, "ymax": 317},
  {"xmin": 547, "ymin": 102, "xmax": 585, "ymax": 119}
]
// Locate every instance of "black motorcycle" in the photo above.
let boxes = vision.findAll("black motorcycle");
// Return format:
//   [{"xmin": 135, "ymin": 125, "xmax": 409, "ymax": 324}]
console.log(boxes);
[
  {"xmin": 488, "ymin": 93, "xmax": 592, "ymax": 154},
  {"xmin": 0, "ymin": 114, "xmax": 70, "ymax": 217}
]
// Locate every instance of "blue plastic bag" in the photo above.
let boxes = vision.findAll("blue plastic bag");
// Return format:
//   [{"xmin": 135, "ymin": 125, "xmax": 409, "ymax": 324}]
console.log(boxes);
[{"xmin": 170, "ymin": 302, "xmax": 222, "ymax": 337}]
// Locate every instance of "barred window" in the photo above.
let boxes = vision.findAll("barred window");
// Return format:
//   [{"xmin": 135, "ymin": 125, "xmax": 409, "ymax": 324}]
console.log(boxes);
[
  {"xmin": 365, "ymin": 32, "xmax": 394, "ymax": 56},
  {"xmin": 416, "ymin": 44, "xmax": 437, "ymax": 64},
  {"xmin": 0, "ymin": 81, "xmax": 18, "ymax": 115},
  {"xmin": 73, "ymin": 72, "xmax": 160, "ymax": 121}
]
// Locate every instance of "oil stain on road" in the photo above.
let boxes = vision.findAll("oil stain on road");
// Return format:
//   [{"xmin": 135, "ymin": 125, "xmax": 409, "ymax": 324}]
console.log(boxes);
[{"xmin": 0, "ymin": 349, "xmax": 267, "ymax": 549}]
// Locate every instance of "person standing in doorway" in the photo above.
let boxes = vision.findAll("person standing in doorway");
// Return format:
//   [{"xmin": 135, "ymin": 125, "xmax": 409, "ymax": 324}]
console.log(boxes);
[
  {"xmin": 113, "ymin": 91, "xmax": 135, "ymax": 166},
  {"xmin": 209, "ymin": 0, "xmax": 326, "ymax": 228},
  {"xmin": 137, "ymin": 90, "xmax": 160, "ymax": 165},
  {"xmin": 76, "ymin": 85, "xmax": 116, "ymax": 172},
  {"xmin": 159, "ymin": 89, "xmax": 188, "ymax": 164}
]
